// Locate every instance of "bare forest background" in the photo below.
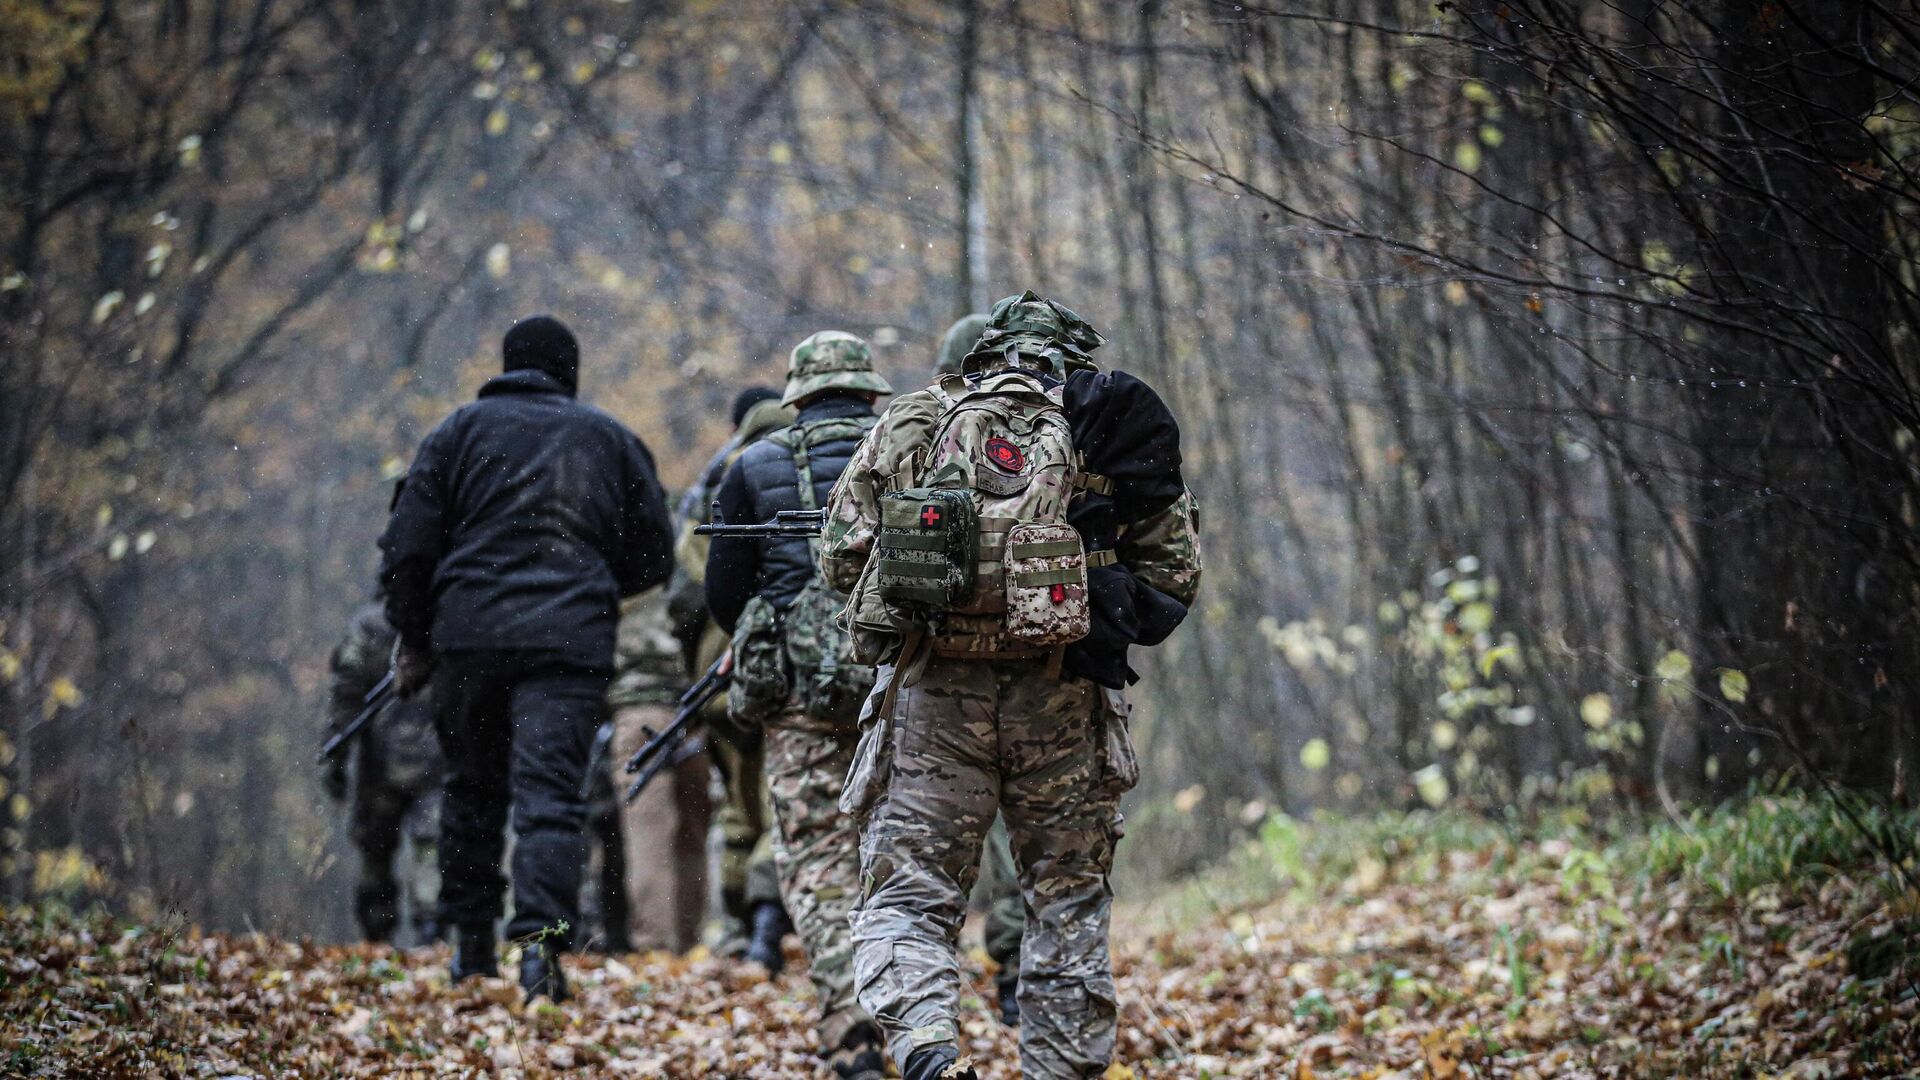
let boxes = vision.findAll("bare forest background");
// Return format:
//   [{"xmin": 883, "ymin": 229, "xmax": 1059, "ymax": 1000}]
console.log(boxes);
[{"xmin": 4, "ymin": 0, "xmax": 1916, "ymax": 939}]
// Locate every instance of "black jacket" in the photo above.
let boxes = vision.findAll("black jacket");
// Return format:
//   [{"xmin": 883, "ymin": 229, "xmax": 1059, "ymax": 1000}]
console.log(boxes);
[
  {"xmin": 1063, "ymin": 368, "xmax": 1189, "ymax": 689},
  {"xmin": 706, "ymin": 394, "xmax": 874, "ymax": 633},
  {"xmin": 378, "ymin": 368, "xmax": 673, "ymax": 669}
]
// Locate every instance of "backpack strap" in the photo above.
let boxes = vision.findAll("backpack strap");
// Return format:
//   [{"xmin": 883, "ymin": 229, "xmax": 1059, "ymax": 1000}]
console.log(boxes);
[{"xmin": 780, "ymin": 416, "xmax": 879, "ymax": 556}]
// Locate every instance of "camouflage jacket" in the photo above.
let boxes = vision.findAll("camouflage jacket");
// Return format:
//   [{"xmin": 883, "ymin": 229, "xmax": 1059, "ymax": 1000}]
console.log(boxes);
[{"xmin": 608, "ymin": 589, "xmax": 684, "ymax": 709}]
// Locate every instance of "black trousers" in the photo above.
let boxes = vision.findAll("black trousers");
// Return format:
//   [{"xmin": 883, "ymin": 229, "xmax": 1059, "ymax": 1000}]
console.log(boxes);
[{"xmin": 431, "ymin": 650, "xmax": 610, "ymax": 949}]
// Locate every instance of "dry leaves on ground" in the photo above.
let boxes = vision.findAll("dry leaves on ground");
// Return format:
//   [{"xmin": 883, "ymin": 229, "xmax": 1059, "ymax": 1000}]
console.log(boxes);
[{"xmin": 2, "ymin": 836, "xmax": 1914, "ymax": 1077}]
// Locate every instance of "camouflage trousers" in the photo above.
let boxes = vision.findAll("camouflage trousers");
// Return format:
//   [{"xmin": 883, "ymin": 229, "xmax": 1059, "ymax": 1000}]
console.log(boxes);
[
  {"xmin": 349, "ymin": 761, "xmax": 441, "ymax": 945},
  {"xmin": 764, "ymin": 720, "xmax": 872, "ymax": 1051},
  {"xmin": 848, "ymin": 656, "xmax": 1135, "ymax": 1080}
]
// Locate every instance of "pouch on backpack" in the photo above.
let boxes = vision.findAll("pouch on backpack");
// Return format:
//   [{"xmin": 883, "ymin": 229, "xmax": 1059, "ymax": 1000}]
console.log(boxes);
[
  {"xmin": 1002, "ymin": 521, "xmax": 1090, "ymax": 646},
  {"xmin": 726, "ymin": 594, "xmax": 789, "ymax": 724},
  {"xmin": 874, "ymin": 481, "xmax": 978, "ymax": 617}
]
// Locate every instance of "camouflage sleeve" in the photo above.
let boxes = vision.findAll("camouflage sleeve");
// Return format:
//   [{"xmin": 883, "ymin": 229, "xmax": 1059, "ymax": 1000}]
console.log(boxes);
[
  {"xmin": 1118, "ymin": 488, "xmax": 1202, "ymax": 607},
  {"xmin": 823, "ymin": 389, "xmax": 944, "ymax": 592},
  {"xmin": 820, "ymin": 421, "xmax": 887, "ymax": 593}
]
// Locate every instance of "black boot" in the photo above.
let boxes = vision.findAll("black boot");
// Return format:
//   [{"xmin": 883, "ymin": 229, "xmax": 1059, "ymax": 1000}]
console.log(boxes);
[
  {"xmin": 744, "ymin": 900, "xmax": 791, "ymax": 976},
  {"xmin": 828, "ymin": 1022, "xmax": 887, "ymax": 1080},
  {"xmin": 903, "ymin": 1045, "xmax": 977, "ymax": 1080},
  {"xmin": 519, "ymin": 942, "xmax": 570, "ymax": 1004},
  {"xmin": 995, "ymin": 975, "xmax": 1020, "ymax": 1027},
  {"xmin": 450, "ymin": 925, "xmax": 498, "ymax": 982}
]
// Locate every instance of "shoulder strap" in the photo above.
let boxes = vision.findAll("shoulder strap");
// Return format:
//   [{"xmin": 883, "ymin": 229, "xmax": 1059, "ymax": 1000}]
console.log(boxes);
[{"xmin": 785, "ymin": 416, "xmax": 878, "ymax": 561}]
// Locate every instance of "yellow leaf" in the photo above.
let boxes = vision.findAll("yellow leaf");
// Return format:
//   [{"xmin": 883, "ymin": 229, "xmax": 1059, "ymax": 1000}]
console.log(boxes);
[
  {"xmin": 1655, "ymin": 649, "xmax": 1692, "ymax": 682},
  {"xmin": 1459, "ymin": 600, "xmax": 1493, "ymax": 634},
  {"xmin": 485, "ymin": 108, "xmax": 509, "ymax": 136},
  {"xmin": 49, "ymin": 676, "xmax": 81, "ymax": 707},
  {"xmin": 1453, "ymin": 141, "xmax": 1483, "ymax": 173},
  {"xmin": 1413, "ymin": 764, "xmax": 1449, "ymax": 808},
  {"xmin": 485, "ymin": 243, "xmax": 511, "ymax": 280},
  {"xmin": 1479, "ymin": 644, "xmax": 1516, "ymax": 679},
  {"xmin": 768, "ymin": 141, "xmax": 793, "ymax": 165},
  {"xmin": 1718, "ymin": 668, "xmax": 1750, "ymax": 703},
  {"xmin": 1103, "ymin": 1065, "xmax": 1137, "ymax": 1080},
  {"xmin": 1172, "ymin": 784, "xmax": 1205, "ymax": 814},
  {"xmin": 1580, "ymin": 692, "xmax": 1613, "ymax": 729},
  {"xmin": 1299, "ymin": 738, "xmax": 1331, "ymax": 771}
]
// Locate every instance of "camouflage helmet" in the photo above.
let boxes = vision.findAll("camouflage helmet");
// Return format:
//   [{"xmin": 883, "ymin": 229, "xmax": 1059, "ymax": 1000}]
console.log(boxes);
[
  {"xmin": 780, "ymin": 330, "xmax": 893, "ymax": 406},
  {"xmin": 934, "ymin": 313, "xmax": 990, "ymax": 376},
  {"xmin": 962, "ymin": 290, "xmax": 1105, "ymax": 377}
]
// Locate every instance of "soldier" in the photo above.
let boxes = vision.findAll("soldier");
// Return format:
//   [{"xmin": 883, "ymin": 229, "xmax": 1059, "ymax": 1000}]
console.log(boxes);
[
  {"xmin": 324, "ymin": 600, "xmax": 443, "ymax": 946},
  {"xmin": 823, "ymin": 293, "xmax": 1202, "ymax": 1079},
  {"xmin": 607, "ymin": 586, "xmax": 711, "ymax": 953},
  {"xmin": 706, "ymin": 333, "xmax": 891, "ymax": 1080},
  {"xmin": 667, "ymin": 387, "xmax": 795, "ymax": 962},
  {"xmin": 379, "ymin": 315, "xmax": 674, "ymax": 1002},
  {"xmin": 936, "ymin": 314, "xmax": 1025, "ymax": 1026}
]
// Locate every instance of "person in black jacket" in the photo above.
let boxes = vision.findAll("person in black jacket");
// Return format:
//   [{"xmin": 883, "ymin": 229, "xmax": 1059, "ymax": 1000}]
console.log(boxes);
[{"xmin": 378, "ymin": 315, "xmax": 672, "ymax": 1003}]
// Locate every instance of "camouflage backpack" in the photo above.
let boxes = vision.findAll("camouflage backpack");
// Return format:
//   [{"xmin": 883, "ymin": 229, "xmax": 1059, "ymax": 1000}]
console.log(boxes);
[
  {"xmin": 731, "ymin": 415, "xmax": 880, "ymax": 728},
  {"xmin": 862, "ymin": 369, "xmax": 1092, "ymax": 656}
]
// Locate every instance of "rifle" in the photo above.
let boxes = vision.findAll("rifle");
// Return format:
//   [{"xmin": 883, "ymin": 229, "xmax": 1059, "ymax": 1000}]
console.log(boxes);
[
  {"xmin": 694, "ymin": 505, "xmax": 825, "ymax": 538},
  {"xmin": 622, "ymin": 653, "xmax": 731, "ymax": 803},
  {"xmin": 317, "ymin": 671, "xmax": 395, "ymax": 764}
]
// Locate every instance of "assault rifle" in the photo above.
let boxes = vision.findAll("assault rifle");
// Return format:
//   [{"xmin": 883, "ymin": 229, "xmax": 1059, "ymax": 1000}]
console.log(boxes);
[
  {"xmin": 621, "ymin": 652, "xmax": 731, "ymax": 803},
  {"xmin": 317, "ymin": 671, "xmax": 395, "ymax": 764},
  {"xmin": 693, "ymin": 505, "xmax": 825, "ymax": 538}
]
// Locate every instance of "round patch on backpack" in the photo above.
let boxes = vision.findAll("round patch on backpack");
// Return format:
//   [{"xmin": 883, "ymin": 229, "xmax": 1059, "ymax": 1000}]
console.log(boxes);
[{"xmin": 984, "ymin": 437, "xmax": 1026, "ymax": 473}]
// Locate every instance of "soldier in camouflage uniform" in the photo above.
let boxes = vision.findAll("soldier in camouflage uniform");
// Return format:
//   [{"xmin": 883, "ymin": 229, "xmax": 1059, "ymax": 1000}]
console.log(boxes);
[
  {"xmin": 823, "ymin": 295, "xmax": 1203, "ymax": 1080},
  {"xmin": 668, "ymin": 388, "xmax": 795, "ymax": 960},
  {"xmin": 706, "ymin": 336, "xmax": 892, "ymax": 1080},
  {"xmin": 607, "ymin": 587, "xmax": 712, "ymax": 953},
  {"xmin": 325, "ymin": 601, "xmax": 445, "ymax": 945},
  {"xmin": 937, "ymin": 313, "xmax": 1026, "ymax": 1027}
]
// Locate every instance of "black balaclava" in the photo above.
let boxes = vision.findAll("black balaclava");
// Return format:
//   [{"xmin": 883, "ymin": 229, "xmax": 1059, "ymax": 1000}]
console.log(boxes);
[
  {"xmin": 730, "ymin": 386, "xmax": 782, "ymax": 427},
  {"xmin": 502, "ymin": 315, "xmax": 580, "ymax": 394}
]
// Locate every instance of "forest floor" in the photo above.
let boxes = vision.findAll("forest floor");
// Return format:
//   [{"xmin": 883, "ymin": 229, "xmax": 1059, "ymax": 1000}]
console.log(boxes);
[{"xmin": 2, "ymin": 794, "xmax": 1916, "ymax": 1079}]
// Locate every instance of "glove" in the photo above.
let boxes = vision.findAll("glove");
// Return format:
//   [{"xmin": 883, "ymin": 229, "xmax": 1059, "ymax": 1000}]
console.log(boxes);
[
  {"xmin": 390, "ymin": 640, "xmax": 436, "ymax": 698},
  {"xmin": 323, "ymin": 760, "xmax": 348, "ymax": 802}
]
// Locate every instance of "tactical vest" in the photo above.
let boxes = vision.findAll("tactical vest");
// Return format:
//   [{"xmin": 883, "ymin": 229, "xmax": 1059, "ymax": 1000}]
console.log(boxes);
[{"xmin": 728, "ymin": 415, "xmax": 880, "ymax": 727}]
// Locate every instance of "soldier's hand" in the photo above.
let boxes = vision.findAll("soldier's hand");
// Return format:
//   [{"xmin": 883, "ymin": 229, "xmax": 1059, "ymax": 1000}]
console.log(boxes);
[{"xmin": 390, "ymin": 640, "xmax": 436, "ymax": 698}]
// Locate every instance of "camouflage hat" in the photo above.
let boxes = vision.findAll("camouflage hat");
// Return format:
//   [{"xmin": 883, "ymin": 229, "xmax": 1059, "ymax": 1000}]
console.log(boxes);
[
  {"xmin": 934, "ymin": 313, "xmax": 990, "ymax": 376},
  {"xmin": 962, "ymin": 290, "xmax": 1105, "ymax": 377},
  {"xmin": 781, "ymin": 330, "xmax": 893, "ymax": 406}
]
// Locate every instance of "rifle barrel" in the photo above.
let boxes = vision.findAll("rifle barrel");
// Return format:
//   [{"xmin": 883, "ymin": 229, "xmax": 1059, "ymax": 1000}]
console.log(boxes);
[{"xmin": 317, "ymin": 671, "xmax": 396, "ymax": 764}]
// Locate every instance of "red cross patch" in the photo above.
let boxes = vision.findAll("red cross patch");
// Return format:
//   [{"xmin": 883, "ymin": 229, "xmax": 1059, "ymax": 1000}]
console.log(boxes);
[
  {"xmin": 920, "ymin": 505, "xmax": 943, "ymax": 528},
  {"xmin": 984, "ymin": 437, "xmax": 1026, "ymax": 473}
]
